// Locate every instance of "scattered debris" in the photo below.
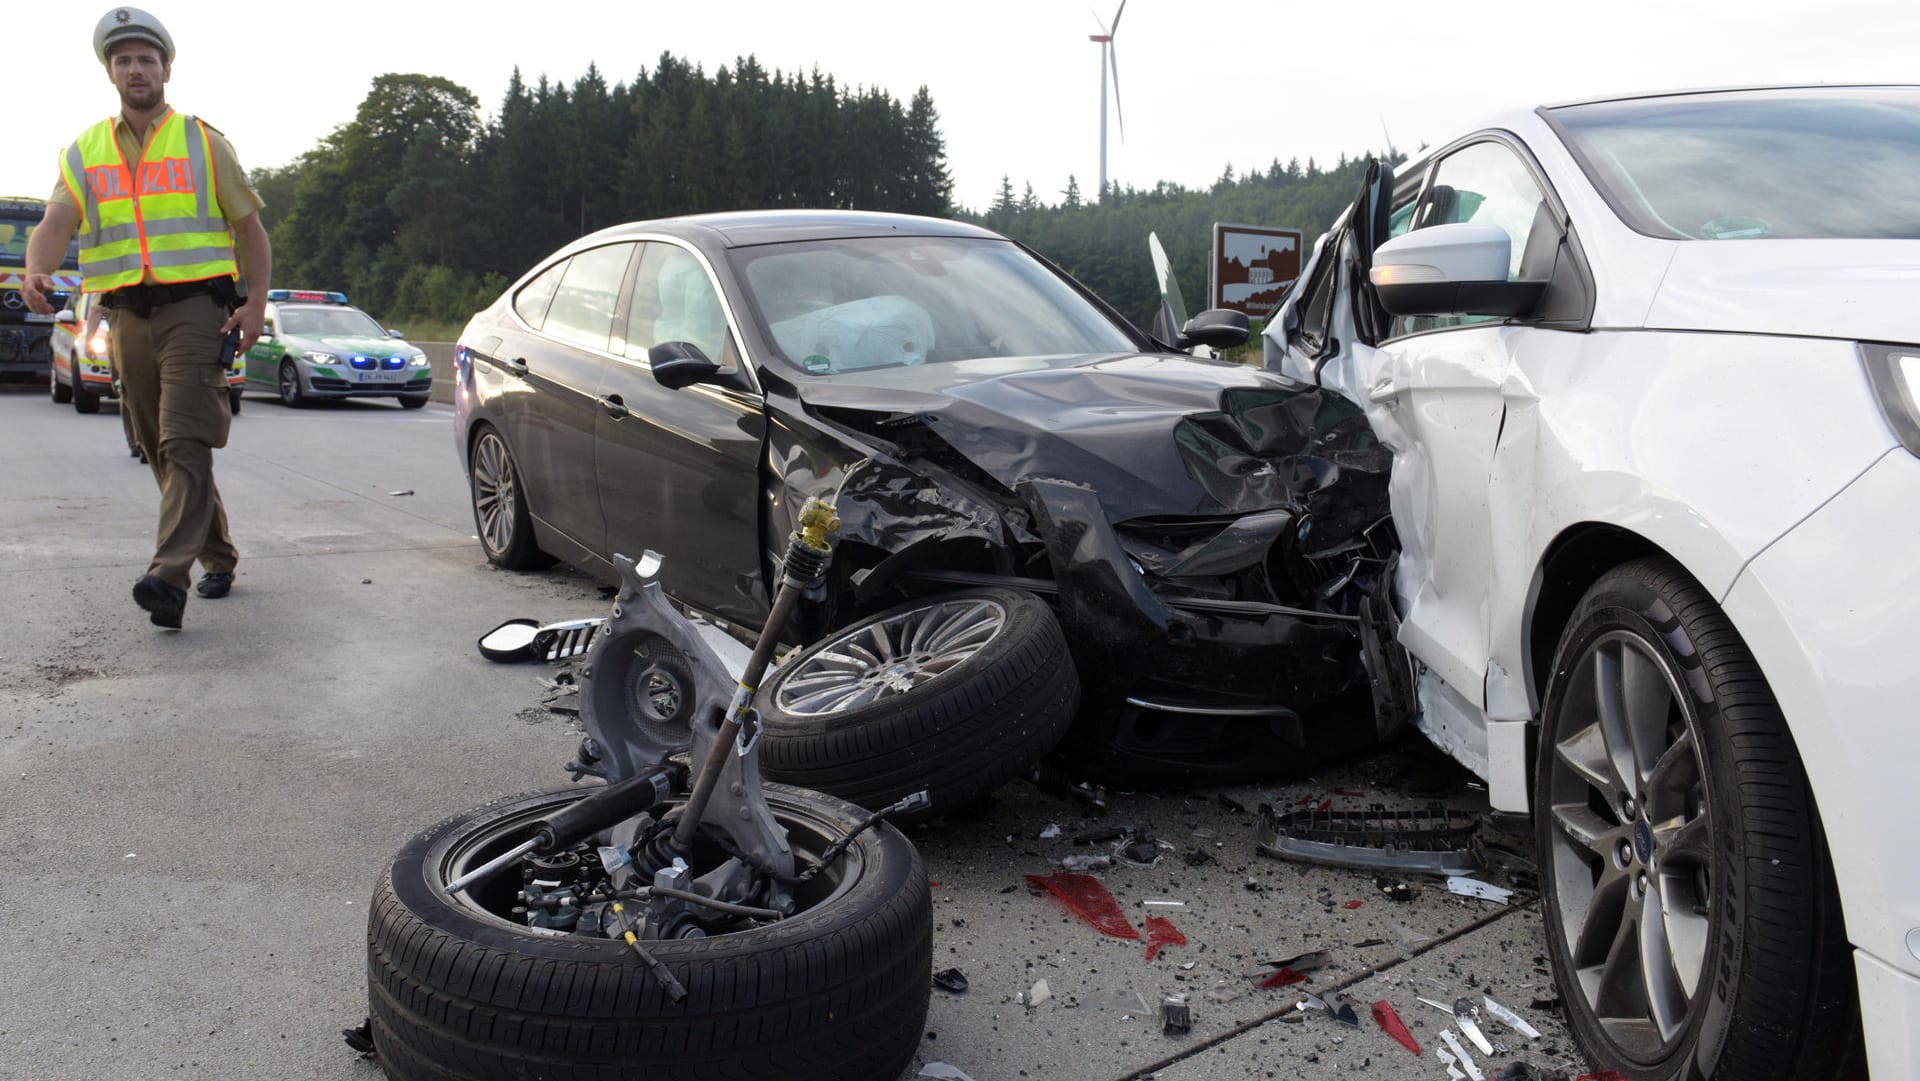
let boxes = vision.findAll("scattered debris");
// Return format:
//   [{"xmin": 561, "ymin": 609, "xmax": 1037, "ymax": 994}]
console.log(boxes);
[
  {"xmin": 931, "ymin": 968, "xmax": 969, "ymax": 994},
  {"xmin": 1258, "ymin": 967, "xmax": 1310, "ymax": 990},
  {"xmin": 1371, "ymin": 1000, "xmax": 1421, "ymax": 1054},
  {"xmin": 386, "ymin": 489, "xmax": 414, "ymax": 497},
  {"xmin": 1085, "ymin": 988, "xmax": 1150, "ymax": 1015},
  {"xmin": 1454, "ymin": 998, "xmax": 1495, "ymax": 1055},
  {"xmin": 1024, "ymin": 873, "xmax": 1141, "ymax": 940},
  {"xmin": 1161, "ymin": 995, "xmax": 1192, "ymax": 1036},
  {"xmin": 1182, "ymin": 849, "xmax": 1216, "ymax": 868},
  {"xmin": 1439, "ymin": 1029, "xmax": 1485, "ymax": 1081},
  {"xmin": 1026, "ymin": 979, "xmax": 1053, "ymax": 1008},
  {"xmin": 1329, "ymin": 995, "xmax": 1361, "ymax": 1028},
  {"xmin": 1144, "ymin": 915, "xmax": 1187, "ymax": 961},
  {"xmin": 1482, "ymin": 994, "xmax": 1542, "ymax": 1039},
  {"xmin": 1039, "ymin": 823, "xmax": 1063, "ymax": 839},
  {"xmin": 1140, "ymin": 898, "xmax": 1187, "ymax": 910},
  {"xmin": 1529, "ymin": 996, "xmax": 1563, "ymax": 1012},
  {"xmin": 918, "ymin": 1063, "xmax": 977, "ymax": 1081},
  {"xmin": 1375, "ymin": 876, "xmax": 1417, "ymax": 902},
  {"xmin": 1333, "ymin": 788, "xmax": 1366, "ymax": 797},
  {"xmin": 1343, "ymin": 899, "xmax": 1364, "ymax": 909},
  {"xmin": 342, "ymin": 1019, "xmax": 375, "ymax": 1058},
  {"xmin": 1028, "ymin": 764, "xmax": 1110, "ymax": 814},
  {"xmin": 1352, "ymin": 937, "xmax": 1388, "ymax": 948},
  {"xmin": 1117, "ymin": 834, "xmax": 1168, "ymax": 868},
  {"xmin": 1446, "ymin": 876, "xmax": 1515, "ymax": 904},
  {"xmin": 1073, "ymin": 826, "xmax": 1126, "ymax": 846},
  {"xmin": 1217, "ymin": 794, "xmax": 1248, "ymax": 814},
  {"xmin": 1256, "ymin": 803, "xmax": 1481, "ymax": 875},
  {"xmin": 1060, "ymin": 853, "xmax": 1115, "ymax": 872}
]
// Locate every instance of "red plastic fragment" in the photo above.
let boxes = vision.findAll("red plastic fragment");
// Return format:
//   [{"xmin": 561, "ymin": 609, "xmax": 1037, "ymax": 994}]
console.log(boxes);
[
  {"xmin": 928, "ymin": 881, "xmax": 941, "ymax": 888},
  {"xmin": 1371, "ymin": 1000, "xmax": 1421, "ymax": 1054},
  {"xmin": 1257, "ymin": 966, "xmax": 1308, "ymax": 989},
  {"xmin": 1295, "ymin": 793, "xmax": 1316, "ymax": 806},
  {"xmin": 1317, "ymin": 798, "xmax": 1333, "ymax": 811},
  {"xmin": 1342, "ymin": 899, "xmax": 1363, "ymax": 910},
  {"xmin": 1143, "ymin": 915, "xmax": 1186, "ymax": 960},
  {"xmin": 1024, "ymin": 873, "xmax": 1141, "ymax": 940}
]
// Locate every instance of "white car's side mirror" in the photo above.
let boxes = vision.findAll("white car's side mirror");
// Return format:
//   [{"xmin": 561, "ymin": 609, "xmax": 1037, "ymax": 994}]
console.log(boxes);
[{"xmin": 1370, "ymin": 223, "xmax": 1544, "ymax": 318}]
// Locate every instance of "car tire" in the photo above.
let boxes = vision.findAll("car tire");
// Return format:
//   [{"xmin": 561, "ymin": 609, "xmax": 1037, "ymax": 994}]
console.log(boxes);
[
  {"xmin": 397, "ymin": 394, "xmax": 428, "ymax": 410},
  {"xmin": 278, "ymin": 361, "xmax": 305, "ymax": 408},
  {"xmin": 367, "ymin": 785, "xmax": 932, "ymax": 1081},
  {"xmin": 51, "ymin": 367, "xmax": 72, "ymax": 405},
  {"xmin": 229, "ymin": 387, "xmax": 243, "ymax": 415},
  {"xmin": 73, "ymin": 378, "xmax": 101, "ymax": 414},
  {"xmin": 468, "ymin": 426, "xmax": 550, "ymax": 570},
  {"xmin": 757, "ymin": 588, "xmax": 1079, "ymax": 816},
  {"xmin": 1535, "ymin": 557, "xmax": 1858, "ymax": 1081}
]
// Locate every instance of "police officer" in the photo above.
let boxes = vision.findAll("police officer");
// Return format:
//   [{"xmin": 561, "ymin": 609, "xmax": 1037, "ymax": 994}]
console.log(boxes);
[{"xmin": 22, "ymin": 7, "xmax": 271, "ymax": 629}]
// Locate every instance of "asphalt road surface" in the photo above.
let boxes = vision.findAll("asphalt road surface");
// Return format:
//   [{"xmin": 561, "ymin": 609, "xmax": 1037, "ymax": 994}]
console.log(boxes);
[{"xmin": 0, "ymin": 385, "xmax": 1588, "ymax": 1081}]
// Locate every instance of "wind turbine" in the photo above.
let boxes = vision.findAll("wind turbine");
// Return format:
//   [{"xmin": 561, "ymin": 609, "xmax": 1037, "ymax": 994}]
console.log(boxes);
[{"xmin": 1089, "ymin": 0, "xmax": 1127, "ymax": 201}]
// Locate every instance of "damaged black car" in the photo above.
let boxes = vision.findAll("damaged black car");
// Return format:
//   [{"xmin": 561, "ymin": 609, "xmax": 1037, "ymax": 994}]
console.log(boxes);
[{"xmin": 454, "ymin": 210, "xmax": 1408, "ymax": 801}]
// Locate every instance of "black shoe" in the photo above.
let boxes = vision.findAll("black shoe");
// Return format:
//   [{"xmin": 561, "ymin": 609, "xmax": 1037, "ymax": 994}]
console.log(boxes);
[
  {"xmin": 196, "ymin": 572, "xmax": 234, "ymax": 599},
  {"xmin": 132, "ymin": 575, "xmax": 187, "ymax": 629}
]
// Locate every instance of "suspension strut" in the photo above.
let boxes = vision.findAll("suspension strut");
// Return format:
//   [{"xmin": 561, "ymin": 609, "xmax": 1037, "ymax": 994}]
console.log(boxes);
[{"xmin": 668, "ymin": 496, "xmax": 839, "ymax": 856}]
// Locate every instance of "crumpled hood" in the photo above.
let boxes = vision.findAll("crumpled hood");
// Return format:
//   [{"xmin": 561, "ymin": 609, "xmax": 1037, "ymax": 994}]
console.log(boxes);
[
  {"xmin": 801, "ymin": 352, "xmax": 1389, "ymax": 523},
  {"xmin": 1645, "ymin": 239, "xmax": 1920, "ymax": 344}
]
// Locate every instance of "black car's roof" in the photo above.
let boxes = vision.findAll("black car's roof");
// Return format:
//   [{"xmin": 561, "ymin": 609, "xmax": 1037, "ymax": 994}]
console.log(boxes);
[{"xmin": 583, "ymin": 210, "xmax": 1000, "ymax": 250}]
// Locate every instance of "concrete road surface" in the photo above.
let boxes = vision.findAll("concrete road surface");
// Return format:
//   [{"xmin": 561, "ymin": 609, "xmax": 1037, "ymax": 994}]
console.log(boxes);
[{"xmin": 0, "ymin": 386, "xmax": 1587, "ymax": 1081}]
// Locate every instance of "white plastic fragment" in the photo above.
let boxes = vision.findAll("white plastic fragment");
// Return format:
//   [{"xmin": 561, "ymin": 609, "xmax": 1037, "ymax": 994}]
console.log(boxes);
[
  {"xmin": 1439, "ymin": 1029, "xmax": 1484, "ymax": 1081},
  {"xmin": 919, "ymin": 1064, "xmax": 977, "ymax": 1081},
  {"xmin": 1028, "ymin": 979, "xmax": 1053, "ymax": 1008},
  {"xmin": 1141, "ymin": 898, "xmax": 1187, "ymax": 909},
  {"xmin": 1039, "ymin": 823, "xmax": 1062, "ymax": 839},
  {"xmin": 1482, "ymin": 994, "xmax": 1542, "ymax": 1039},
  {"xmin": 1445, "ymin": 876, "xmax": 1514, "ymax": 904}
]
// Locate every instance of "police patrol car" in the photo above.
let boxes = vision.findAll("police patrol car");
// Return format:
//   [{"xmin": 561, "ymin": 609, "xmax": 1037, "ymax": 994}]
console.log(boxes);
[{"xmin": 243, "ymin": 289, "xmax": 430, "ymax": 408}]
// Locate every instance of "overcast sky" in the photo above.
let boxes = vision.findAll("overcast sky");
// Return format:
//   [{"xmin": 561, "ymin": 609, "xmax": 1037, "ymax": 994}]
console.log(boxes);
[{"xmin": 9, "ymin": 0, "xmax": 1915, "ymax": 216}]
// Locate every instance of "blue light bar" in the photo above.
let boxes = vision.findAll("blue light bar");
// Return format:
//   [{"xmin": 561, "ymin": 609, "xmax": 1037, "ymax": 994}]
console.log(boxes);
[{"xmin": 265, "ymin": 289, "xmax": 349, "ymax": 304}]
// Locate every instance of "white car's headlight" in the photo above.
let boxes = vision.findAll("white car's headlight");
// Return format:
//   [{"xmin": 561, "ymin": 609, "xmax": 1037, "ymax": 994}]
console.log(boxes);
[
  {"xmin": 1860, "ymin": 343, "xmax": 1920, "ymax": 457},
  {"xmin": 409, "ymin": 354, "xmax": 429, "ymax": 367},
  {"xmin": 305, "ymin": 351, "xmax": 339, "ymax": 365}
]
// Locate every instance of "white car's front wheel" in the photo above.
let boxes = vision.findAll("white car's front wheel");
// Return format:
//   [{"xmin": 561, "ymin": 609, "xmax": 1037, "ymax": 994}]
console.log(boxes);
[{"xmin": 1536, "ymin": 558, "xmax": 1859, "ymax": 1080}]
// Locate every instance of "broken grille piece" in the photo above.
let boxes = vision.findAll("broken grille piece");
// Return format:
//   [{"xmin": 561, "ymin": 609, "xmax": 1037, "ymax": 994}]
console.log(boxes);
[{"xmin": 1255, "ymin": 803, "xmax": 1481, "ymax": 875}]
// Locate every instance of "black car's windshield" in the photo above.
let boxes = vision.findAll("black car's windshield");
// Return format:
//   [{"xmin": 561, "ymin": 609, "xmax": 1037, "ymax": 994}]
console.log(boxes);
[
  {"xmin": 1551, "ymin": 87, "xmax": 1920, "ymax": 240},
  {"xmin": 279, "ymin": 305, "xmax": 387, "ymax": 338},
  {"xmin": 727, "ymin": 236, "xmax": 1136, "ymax": 376},
  {"xmin": 0, "ymin": 212, "xmax": 79, "ymax": 269}
]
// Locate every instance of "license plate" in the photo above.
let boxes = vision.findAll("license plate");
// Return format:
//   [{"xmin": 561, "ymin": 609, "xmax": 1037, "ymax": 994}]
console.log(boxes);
[{"xmin": 355, "ymin": 370, "xmax": 403, "ymax": 383}]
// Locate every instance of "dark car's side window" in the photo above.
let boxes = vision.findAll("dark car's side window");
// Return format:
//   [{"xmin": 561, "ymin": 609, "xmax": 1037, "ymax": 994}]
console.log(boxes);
[
  {"xmin": 620, "ymin": 244, "xmax": 731, "ymax": 368},
  {"xmin": 543, "ymin": 243, "xmax": 637, "ymax": 352},
  {"xmin": 514, "ymin": 258, "xmax": 567, "ymax": 329}
]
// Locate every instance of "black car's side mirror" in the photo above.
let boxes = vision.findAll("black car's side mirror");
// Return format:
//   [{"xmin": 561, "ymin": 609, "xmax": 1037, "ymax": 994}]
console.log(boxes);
[
  {"xmin": 649, "ymin": 341, "xmax": 720, "ymax": 389},
  {"xmin": 1181, "ymin": 308, "xmax": 1251, "ymax": 350}
]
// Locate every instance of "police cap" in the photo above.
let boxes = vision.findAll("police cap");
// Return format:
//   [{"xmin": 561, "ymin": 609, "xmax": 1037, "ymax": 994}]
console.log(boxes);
[{"xmin": 94, "ymin": 7, "xmax": 175, "ymax": 66}]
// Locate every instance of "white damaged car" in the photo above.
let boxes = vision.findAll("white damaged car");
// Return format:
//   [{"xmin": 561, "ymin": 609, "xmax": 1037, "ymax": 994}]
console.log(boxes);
[{"xmin": 1263, "ymin": 85, "xmax": 1920, "ymax": 1079}]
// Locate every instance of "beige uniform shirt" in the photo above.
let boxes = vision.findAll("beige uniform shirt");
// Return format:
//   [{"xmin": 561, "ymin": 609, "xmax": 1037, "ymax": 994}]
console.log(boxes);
[{"xmin": 50, "ymin": 106, "xmax": 264, "ymax": 283}]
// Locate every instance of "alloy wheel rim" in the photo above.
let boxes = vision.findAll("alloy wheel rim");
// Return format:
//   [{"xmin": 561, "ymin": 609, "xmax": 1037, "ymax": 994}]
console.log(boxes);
[
  {"xmin": 774, "ymin": 598, "xmax": 1007, "ymax": 715},
  {"xmin": 280, "ymin": 366, "xmax": 298, "ymax": 403},
  {"xmin": 1545, "ymin": 629, "xmax": 1713, "ymax": 1061},
  {"xmin": 472, "ymin": 434, "xmax": 516, "ymax": 555}
]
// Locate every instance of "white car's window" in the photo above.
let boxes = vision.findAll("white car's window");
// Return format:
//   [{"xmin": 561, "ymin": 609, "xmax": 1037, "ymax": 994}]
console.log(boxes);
[
  {"xmin": 277, "ymin": 305, "xmax": 387, "ymax": 338},
  {"xmin": 1396, "ymin": 142, "xmax": 1547, "ymax": 336},
  {"xmin": 621, "ymin": 244, "xmax": 730, "ymax": 367},
  {"xmin": 543, "ymin": 244, "xmax": 636, "ymax": 352},
  {"xmin": 514, "ymin": 258, "xmax": 567, "ymax": 329},
  {"xmin": 1552, "ymin": 88, "xmax": 1920, "ymax": 240}
]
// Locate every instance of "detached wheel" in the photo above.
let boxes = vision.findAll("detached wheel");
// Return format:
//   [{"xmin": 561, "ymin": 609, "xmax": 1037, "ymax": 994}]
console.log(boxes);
[
  {"xmin": 278, "ymin": 360, "xmax": 305, "ymax": 407},
  {"xmin": 759, "ymin": 587, "xmax": 1078, "ymax": 816},
  {"xmin": 468, "ymin": 426, "xmax": 550, "ymax": 570},
  {"xmin": 1536, "ymin": 558, "xmax": 1856, "ymax": 1081},
  {"xmin": 368, "ymin": 785, "xmax": 932, "ymax": 1081}
]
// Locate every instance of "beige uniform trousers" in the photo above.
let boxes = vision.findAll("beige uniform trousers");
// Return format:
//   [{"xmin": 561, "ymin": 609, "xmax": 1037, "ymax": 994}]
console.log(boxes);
[{"xmin": 110, "ymin": 292, "xmax": 238, "ymax": 591}]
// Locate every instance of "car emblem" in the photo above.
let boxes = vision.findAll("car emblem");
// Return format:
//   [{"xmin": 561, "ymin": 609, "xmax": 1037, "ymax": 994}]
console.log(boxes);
[
  {"xmin": 115, "ymin": 8, "xmax": 131, "ymax": 23},
  {"xmin": 1634, "ymin": 819, "xmax": 1654, "ymax": 863},
  {"xmin": 1, "ymin": 292, "xmax": 22, "ymax": 311}
]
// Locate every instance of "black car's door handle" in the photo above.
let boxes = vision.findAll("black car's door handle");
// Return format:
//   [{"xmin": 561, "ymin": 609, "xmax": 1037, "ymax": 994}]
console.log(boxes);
[{"xmin": 599, "ymin": 394, "xmax": 629, "ymax": 419}]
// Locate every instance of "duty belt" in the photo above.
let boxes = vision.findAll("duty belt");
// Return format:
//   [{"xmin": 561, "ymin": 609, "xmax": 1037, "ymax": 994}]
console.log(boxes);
[{"xmin": 102, "ymin": 279, "xmax": 234, "ymax": 318}]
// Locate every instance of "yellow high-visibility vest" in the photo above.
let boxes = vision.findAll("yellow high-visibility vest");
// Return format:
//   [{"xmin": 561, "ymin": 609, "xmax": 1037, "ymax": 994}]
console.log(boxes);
[{"xmin": 58, "ymin": 112, "xmax": 238, "ymax": 292}]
